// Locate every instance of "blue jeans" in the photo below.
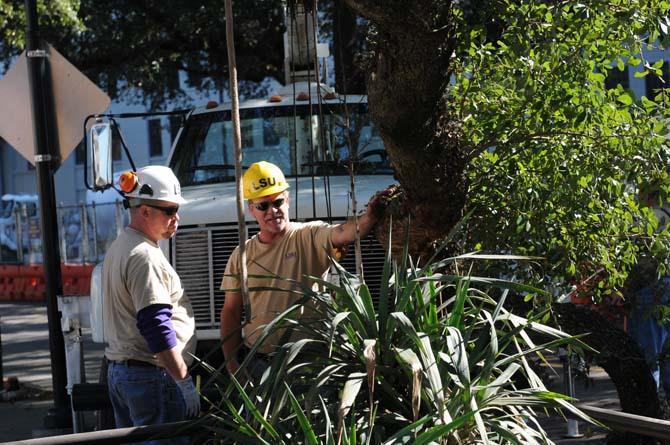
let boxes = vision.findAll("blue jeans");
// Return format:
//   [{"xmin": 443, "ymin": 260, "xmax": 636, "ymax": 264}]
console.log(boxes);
[
  {"xmin": 107, "ymin": 361, "xmax": 189, "ymax": 445},
  {"xmin": 629, "ymin": 277, "xmax": 670, "ymax": 396}
]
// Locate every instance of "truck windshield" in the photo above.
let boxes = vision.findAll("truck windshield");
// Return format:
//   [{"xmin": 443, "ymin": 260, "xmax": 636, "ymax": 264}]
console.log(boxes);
[{"xmin": 170, "ymin": 102, "xmax": 390, "ymax": 187}]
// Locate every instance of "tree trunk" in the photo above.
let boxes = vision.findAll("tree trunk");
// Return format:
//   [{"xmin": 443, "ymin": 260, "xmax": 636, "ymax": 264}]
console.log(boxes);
[
  {"xmin": 553, "ymin": 303, "xmax": 670, "ymax": 444},
  {"xmin": 345, "ymin": 0, "xmax": 467, "ymax": 259}
]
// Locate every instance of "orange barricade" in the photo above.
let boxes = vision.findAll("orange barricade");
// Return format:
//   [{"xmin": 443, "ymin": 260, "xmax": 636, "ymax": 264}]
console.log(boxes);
[
  {"xmin": 2, "ymin": 263, "xmax": 96, "ymax": 301},
  {"xmin": 62, "ymin": 263, "xmax": 95, "ymax": 296},
  {"xmin": 21, "ymin": 264, "xmax": 46, "ymax": 302},
  {"xmin": 0, "ymin": 264, "xmax": 19, "ymax": 301}
]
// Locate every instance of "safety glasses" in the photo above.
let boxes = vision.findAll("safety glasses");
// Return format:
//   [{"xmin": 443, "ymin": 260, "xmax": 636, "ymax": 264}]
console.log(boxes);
[
  {"xmin": 253, "ymin": 198, "xmax": 285, "ymax": 212},
  {"xmin": 144, "ymin": 203, "xmax": 179, "ymax": 216}
]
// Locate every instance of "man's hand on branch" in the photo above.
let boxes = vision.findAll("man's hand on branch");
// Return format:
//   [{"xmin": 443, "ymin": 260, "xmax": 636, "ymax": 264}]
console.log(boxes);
[{"xmin": 366, "ymin": 186, "xmax": 395, "ymax": 221}]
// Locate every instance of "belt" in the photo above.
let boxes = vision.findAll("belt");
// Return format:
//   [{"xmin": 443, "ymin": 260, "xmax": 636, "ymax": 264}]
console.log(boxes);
[{"xmin": 112, "ymin": 359, "xmax": 159, "ymax": 368}]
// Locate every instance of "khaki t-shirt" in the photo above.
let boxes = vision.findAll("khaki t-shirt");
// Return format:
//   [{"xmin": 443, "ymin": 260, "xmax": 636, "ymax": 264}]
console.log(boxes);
[
  {"xmin": 103, "ymin": 227, "xmax": 196, "ymax": 366},
  {"xmin": 221, "ymin": 221, "xmax": 334, "ymax": 354}
]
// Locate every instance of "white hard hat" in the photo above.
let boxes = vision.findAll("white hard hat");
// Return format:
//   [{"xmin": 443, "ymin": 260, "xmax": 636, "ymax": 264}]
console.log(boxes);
[{"xmin": 119, "ymin": 166, "xmax": 187, "ymax": 205}]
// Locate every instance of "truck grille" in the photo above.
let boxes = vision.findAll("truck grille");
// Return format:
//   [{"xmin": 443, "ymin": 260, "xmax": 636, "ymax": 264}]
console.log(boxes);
[{"xmin": 172, "ymin": 223, "xmax": 386, "ymax": 330}]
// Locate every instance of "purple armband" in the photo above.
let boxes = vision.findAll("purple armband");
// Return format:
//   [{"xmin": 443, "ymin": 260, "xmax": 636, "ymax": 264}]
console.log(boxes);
[{"xmin": 136, "ymin": 304, "xmax": 177, "ymax": 353}]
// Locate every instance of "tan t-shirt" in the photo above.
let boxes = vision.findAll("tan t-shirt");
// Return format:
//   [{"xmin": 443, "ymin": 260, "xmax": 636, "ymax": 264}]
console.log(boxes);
[
  {"xmin": 221, "ymin": 221, "xmax": 334, "ymax": 353},
  {"xmin": 103, "ymin": 227, "xmax": 196, "ymax": 366}
]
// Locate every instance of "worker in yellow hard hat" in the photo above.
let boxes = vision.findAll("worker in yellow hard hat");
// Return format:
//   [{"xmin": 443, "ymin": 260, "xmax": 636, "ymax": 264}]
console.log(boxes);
[{"xmin": 219, "ymin": 161, "xmax": 385, "ymax": 378}]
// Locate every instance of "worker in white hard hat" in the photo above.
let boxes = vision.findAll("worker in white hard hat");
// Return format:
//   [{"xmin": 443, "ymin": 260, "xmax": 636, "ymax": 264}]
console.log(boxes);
[
  {"xmin": 102, "ymin": 165, "xmax": 199, "ymax": 442},
  {"xmin": 219, "ymin": 161, "xmax": 387, "ymax": 378}
]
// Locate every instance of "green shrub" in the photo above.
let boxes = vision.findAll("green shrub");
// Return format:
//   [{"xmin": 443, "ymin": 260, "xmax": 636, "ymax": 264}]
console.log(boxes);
[{"xmin": 200, "ymin": 243, "xmax": 592, "ymax": 444}]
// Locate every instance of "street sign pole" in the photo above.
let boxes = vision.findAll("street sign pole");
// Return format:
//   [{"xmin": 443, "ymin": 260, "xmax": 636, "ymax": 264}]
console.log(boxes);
[{"xmin": 24, "ymin": 0, "xmax": 71, "ymax": 430}]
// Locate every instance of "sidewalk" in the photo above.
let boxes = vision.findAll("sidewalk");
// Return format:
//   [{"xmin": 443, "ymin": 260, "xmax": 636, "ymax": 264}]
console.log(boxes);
[
  {"xmin": 539, "ymin": 360, "xmax": 619, "ymax": 444},
  {"xmin": 0, "ymin": 301, "xmax": 105, "ymax": 442}
]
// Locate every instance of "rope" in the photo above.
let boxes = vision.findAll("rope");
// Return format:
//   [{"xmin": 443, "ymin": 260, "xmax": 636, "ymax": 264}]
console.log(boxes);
[
  {"xmin": 298, "ymin": 3, "xmax": 318, "ymax": 220},
  {"xmin": 224, "ymin": 0, "xmax": 250, "ymax": 326},
  {"xmin": 288, "ymin": 2, "xmax": 300, "ymax": 221},
  {"xmin": 330, "ymin": 0, "xmax": 363, "ymax": 277}
]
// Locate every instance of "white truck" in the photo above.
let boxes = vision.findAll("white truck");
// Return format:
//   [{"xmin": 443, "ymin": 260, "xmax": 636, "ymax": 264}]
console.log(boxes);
[
  {"xmin": 87, "ymin": 84, "xmax": 393, "ymax": 347},
  {"xmin": 86, "ymin": 3, "xmax": 394, "ymax": 348}
]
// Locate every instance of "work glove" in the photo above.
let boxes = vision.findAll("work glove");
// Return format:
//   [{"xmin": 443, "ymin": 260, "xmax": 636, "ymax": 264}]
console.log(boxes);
[{"xmin": 175, "ymin": 376, "xmax": 201, "ymax": 418}]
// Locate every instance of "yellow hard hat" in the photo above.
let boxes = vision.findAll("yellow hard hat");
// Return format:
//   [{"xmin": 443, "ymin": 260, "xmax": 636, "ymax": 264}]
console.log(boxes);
[{"xmin": 243, "ymin": 161, "xmax": 289, "ymax": 200}]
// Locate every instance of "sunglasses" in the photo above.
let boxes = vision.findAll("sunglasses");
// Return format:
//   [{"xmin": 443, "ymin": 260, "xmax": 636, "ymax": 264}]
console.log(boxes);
[
  {"xmin": 144, "ymin": 203, "xmax": 179, "ymax": 216},
  {"xmin": 253, "ymin": 198, "xmax": 285, "ymax": 212}
]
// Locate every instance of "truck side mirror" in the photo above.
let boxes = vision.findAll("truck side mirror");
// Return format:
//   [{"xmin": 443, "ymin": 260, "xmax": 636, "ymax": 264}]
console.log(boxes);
[{"xmin": 90, "ymin": 122, "xmax": 113, "ymax": 189}]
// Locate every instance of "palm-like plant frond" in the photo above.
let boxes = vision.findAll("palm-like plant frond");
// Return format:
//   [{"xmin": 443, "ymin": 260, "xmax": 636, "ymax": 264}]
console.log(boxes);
[{"xmin": 204, "ymin": 236, "xmax": 592, "ymax": 444}]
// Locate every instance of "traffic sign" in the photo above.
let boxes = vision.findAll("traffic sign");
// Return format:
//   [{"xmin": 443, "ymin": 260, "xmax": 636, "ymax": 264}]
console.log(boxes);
[{"xmin": 0, "ymin": 44, "xmax": 110, "ymax": 167}]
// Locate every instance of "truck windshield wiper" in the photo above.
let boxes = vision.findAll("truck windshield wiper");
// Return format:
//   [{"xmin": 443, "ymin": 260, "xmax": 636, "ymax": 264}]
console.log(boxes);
[
  {"xmin": 191, "ymin": 164, "xmax": 237, "ymax": 171},
  {"xmin": 189, "ymin": 176, "xmax": 235, "ymax": 186}
]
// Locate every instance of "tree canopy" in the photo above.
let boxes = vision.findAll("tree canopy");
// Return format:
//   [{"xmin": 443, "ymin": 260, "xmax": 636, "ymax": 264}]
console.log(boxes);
[
  {"xmin": 0, "ymin": 0, "xmax": 285, "ymax": 108},
  {"xmin": 343, "ymin": 0, "xmax": 670, "ymax": 298},
  {"xmin": 461, "ymin": 1, "xmax": 670, "ymax": 295}
]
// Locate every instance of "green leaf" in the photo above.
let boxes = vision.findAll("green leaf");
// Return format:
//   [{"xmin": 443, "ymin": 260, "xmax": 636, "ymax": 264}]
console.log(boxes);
[
  {"xmin": 285, "ymin": 383, "xmax": 319, "ymax": 445},
  {"xmin": 413, "ymin": 412, "xmax": 475, "ymax": 445},
  {"xmin": 617, "ymin": 93, "xmax": 632, "ymax": 105}
]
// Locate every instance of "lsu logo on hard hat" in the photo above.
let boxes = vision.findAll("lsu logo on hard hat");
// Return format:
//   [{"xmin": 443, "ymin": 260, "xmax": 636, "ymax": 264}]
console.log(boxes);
[
  {"xmin": 243, "ymin": 161, "xmax": 289, "ymax": 200},
  {"xmin": 253, "ymin": 177, "xmax": 277, "ymax": 190}
]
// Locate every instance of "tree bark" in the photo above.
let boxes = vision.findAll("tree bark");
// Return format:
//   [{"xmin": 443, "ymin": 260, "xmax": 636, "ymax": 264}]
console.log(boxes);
[{"xmin": 345, "ymin": 0, "xmax": 466, "ymax": 259}]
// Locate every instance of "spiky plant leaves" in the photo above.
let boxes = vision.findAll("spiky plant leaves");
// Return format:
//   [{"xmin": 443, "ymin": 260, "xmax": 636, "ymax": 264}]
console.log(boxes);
[
  {"xmin": 412, "ymin": 411, "xmax": 475, "ymax": 445},
  {"xmin": 394, "ymin": 347, "xmax": 422, "ymax": 421},
  {"xmin": 482, "ymin": 363, "xmax": 522, "ymax": 400},
  {"xmin": 338, "ymin": 373, "xmax": 365, "ymax": 444},
  {"xmin": 228, "ymin": 373, "xmax": 281, "ymax": 441},
  {"xmin": 363, "ymin": 339, "xmax": 377, "ymax": 420},
  {"xmin": 445, "ymin": 326, "xmax": 471, "ymax": 387},
  {"xmin": 418, "ymin": 334, "xmax": 452, "ymax": 428},
  {"xmin": 318, "ymin": 396, "xmax": 337, "ymax": 445},
  {"xmin": 381, "ymin": 415, "xmax": 432, "ymax": 444},
  {"xmin": 205, "ymin": 240, "xmax": 595, "ymax": 443},
  {"xmin": 285, "ymin": 383, "xmax": 319, "ymax": 445}
]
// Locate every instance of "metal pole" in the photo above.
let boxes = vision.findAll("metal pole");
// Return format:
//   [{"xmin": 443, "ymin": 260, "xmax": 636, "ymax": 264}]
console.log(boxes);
[
  {"xmin": 14, "ymin": 205, "xmax": 23, "ymax": 264},
  {"xmin": 561, "ymin": 348, "xmax": 583, "ymax": 438},
  {"xmin": 58, "ymin": 203, "xmax": 67, "ymax": 263},
  {"xmin": 90, "ymin": 201, "xmax": 98, "ymax": 261},
  {"xmin": 79, "ymin": 201, "xmax": 89, "ymax": 264},
  {"xmin": 24, "ymin": 0, "xmax": 71, "ymax": 429},
  {"xmin": 114, "ymin": 200, "xmax": 123, "ymax": 237}
]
